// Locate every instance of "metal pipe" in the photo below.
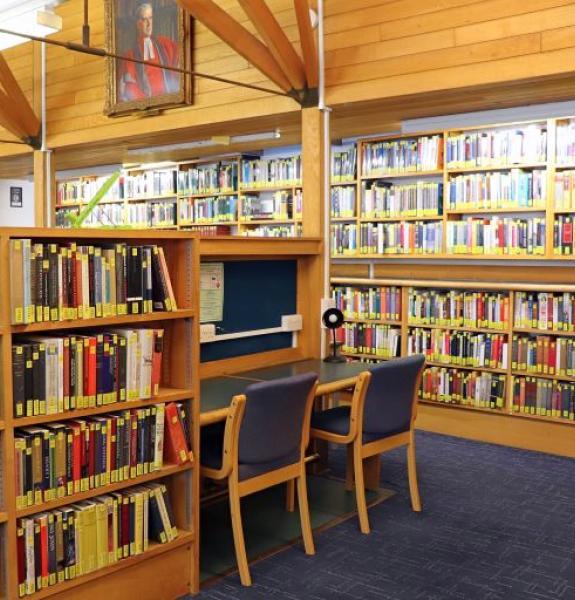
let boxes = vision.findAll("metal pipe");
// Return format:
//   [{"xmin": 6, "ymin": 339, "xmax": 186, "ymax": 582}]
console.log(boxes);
[{"xmin": 0, "ymin": 27, "xmax": 293, "ymax": 99}]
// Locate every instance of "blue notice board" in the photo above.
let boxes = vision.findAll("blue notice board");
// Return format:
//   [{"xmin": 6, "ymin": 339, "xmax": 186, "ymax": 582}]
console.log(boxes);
[{"xmin": 200, "ymin": 259, "xmax": 297, "ymax": 362}]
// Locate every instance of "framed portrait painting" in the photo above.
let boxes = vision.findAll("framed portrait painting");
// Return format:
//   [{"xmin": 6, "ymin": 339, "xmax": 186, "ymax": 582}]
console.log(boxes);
[{"xmin": 104, "ymin": 0, "xmax": 192, "ymax": 116}]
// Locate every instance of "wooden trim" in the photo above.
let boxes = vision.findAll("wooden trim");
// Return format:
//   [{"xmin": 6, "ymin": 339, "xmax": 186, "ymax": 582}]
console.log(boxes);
[
  {"xmin": 176, "ymin": 0, "xmax": 293, "ymax": 93},
  {"xmin": 293, "ymin": 0, "xmax": 318, "ymax": 89},
  {"xmin": 237, "ymin": 0, "xmax": 306, "ymax": 91}
]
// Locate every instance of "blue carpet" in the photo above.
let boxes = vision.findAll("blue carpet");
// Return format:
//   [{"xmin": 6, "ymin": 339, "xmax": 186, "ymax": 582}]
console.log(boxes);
[{"xmin": 190, "ymin": 431, "xmax": 575, "ymax": 600}]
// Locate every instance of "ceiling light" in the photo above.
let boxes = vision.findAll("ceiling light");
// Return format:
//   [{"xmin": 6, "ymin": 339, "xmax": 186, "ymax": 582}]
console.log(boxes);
[
  {"xmin": 126, "ymin": 129, "xmax": 281, "ymax": 157},
  {"xmin": 0, "ymin": 2, "xmax": 63, "ymax": 51}
]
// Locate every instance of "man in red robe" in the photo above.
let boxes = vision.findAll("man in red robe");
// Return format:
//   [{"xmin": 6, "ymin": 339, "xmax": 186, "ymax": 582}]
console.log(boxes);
[{"xmin": 119, "ymin": 3, "xmax": 180, "ymax": 102}]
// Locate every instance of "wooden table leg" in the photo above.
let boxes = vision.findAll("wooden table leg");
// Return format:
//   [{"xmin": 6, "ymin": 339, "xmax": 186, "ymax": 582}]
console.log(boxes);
[{"xmin": 363, "ymin": 455, "xmax": 381, "ymax": 491}]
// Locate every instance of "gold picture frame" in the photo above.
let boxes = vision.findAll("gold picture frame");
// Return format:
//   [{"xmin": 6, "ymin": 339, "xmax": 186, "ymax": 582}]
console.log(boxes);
[{"xmin": 104, "ymin": 0, "xmax": 192, "ymax": 117}]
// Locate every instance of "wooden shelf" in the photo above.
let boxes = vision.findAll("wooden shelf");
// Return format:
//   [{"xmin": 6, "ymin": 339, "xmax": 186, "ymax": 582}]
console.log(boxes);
[
  {"xmin": 424, "ymin": 360, "xmax": 507, "ymax": 374},
  {"xmin": 14, "ymin": 386, "xmax": 193, "ymax": 427},
  {"xmin": 554, "ymin": 163, "xmax": 575, "ymax": 170},
  {"xmin": 10, "ymin": 309, "xmax": 195, "ymax": 333},
  {"xmin": 343, "ymin": 317, "xmax": 401, "ymax": 325},
  {"xmin": 16, "ymin": 463, "xmax": 193, "ymax": 518},
  {"xmin": 178, "ymin": 190, "xmax": 237, "ymax": 199},
  {"xmin": 512, "ymin": 370, "xmax": 575, "ymax": 382},
  {"xmin": 239, "ymin": 218, "xmax": 295, "ymax": 225},
  {"xmin": 513, "ymin": 327, "xmax": 575, "ymax": 337},
  {"xmin": 419, "ymin": 398, "xmax": 506, "ymax": 415},
  {"xmin": 361, "ymin": 170, "xmax": 443, "ymax": 180},
  {"xmin": 446, "ymin": 162, "xmax": 547, "ymax": 173},
  {"xmin": 331, "ymin": 216, "xmax": 357, "ymax": 222},
  {"xmin": 29, "ymin": 530, "xmax": 194, "ymax": 600},
  {"xmin": 180, "ymin": 221, "xmax": 237, "ymax": 226},
  {"xmin": 445, "ymin": 207, "xmax": 546, "ymax": 215},
  {"xmin": 0, "ymin": 511, "xmax": 7, "ymax": 524},
  {"xmin": 407, "ymin": 322, "xmax": 508, "ymax": 334},
  {"xmin": 552, "ymin": 208, "xmax": 575, "ymax": 214},
  {"xmin": 358, "ymin": 215, "xmax": 443, "ymax": 222},
  {"xmin": 331, "ymin": 180, "xmax": 357, "ymax": 185},
  {"xmin": 0, "ymin": 419, "xmax": 5, "ymax": 431},
  {"xmin": 125, "ymin": 194, "xmax": 178, "ymax": 202},
  {"xmin": 511, "ymin": 410, "xmax": 575, "ymax": 426},
  {"xmin": 239, "ymin": 184, "xmax": 301, "ymax": 193},
  {"xmin": 341, "ymin": 352, "xmax": 396, "ymax": 361}
]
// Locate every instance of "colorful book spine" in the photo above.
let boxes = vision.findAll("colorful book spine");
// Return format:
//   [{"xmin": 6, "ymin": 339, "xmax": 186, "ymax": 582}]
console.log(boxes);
[
  {"xmin": 331, "ymin": 186, "xmax": 356, "ymax": 218},
  {"xmin": 512, "ymin": 375, "xmax": 575, "ymax": 419},
  {"xmin": 359, "ymin": 221, "xmax": 442, "ymax": 255},
  {"xmin": 241, "ymin": 224, "xmax": 301, "ymax": 238},
  {"xmin": 331, "ymin": 224, "xmax": 358, "ymax": 256},
  {"xmin": 178, "ymin": 161, "xmax": 237, "ymax": 195},
  {"xmin": 121, "ymin": 168, "xmax": 178, "ymax": 199},
  {"xmin": 361, "ymin": 181, "xmax": 442, "ymax": 218},
  {"xmin": 362, "ymin": 135, "xmax": 442, "ymax": 176},
  {"xmin": 179, "ymin": 196, "xmax": 238, "ymax": 224},
  {"xmin": 332, "ymin": 286, "xmax": 402, "ymax": 321},
  {"xmin": 331, "ymin": 146, "xmax": 357, "ymax": 182},
  {"xmin": 511, "ymin": 334, "xmax": 575, "ymax": 377},
  {"xmin": 554, "ymin": 170, "xmax": 575, "ymax": 210},
  {"xmin": 240, "ymin": 156, "xmax": 302, "ymax": 188},
  {"xmin": 553, "ymin": 215, "xmax": 575, "ymax": 255},
  {"xmin": 240, "ymin": 191, "xmax": 295, "ymax": 221},
  {"xmin": 555, "ymin": 121, "xmax": 575, "ymax": 165},
  {"xmin": 513, "ymin": 292, "xmax": 575, "ymax": 331},
  {"xmin": 336, "ymin": 323, "xmax": 401, "ymax": 358}
]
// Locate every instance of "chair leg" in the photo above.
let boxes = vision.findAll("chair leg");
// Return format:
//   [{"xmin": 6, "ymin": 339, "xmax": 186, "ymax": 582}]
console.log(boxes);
[
  {"xmin": 286, "ymin": 479, "xmax": 296, "ymax": 512},
  {"xmin": 296, "ymin": 466, "xmax": 315, "ymax": 555},
  {"xmin": 345, "ymin": 444, "xmax": 354, "ymax": 491},
  {"xmin": 353, "ymin": 441, "xmax": 370, "ymax": 534},
  {"xmin": 229, "ymin": 480, "xmax": 252, "ymax": 586},
  {"xmin": 407, "ymin": 431, "xmax": 422, "ymax": 512}
]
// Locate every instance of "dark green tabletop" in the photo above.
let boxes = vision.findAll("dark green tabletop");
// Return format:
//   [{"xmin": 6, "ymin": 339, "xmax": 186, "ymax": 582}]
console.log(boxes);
[{"xmin": 200, "ymin": 360, "xmax": 373, "ymax": 416}]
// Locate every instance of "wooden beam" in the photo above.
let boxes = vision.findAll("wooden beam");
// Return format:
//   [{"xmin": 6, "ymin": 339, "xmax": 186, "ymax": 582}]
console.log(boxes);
[
  {"xmin": 0, "ymin": 52, "xmax": 40, "ymax": 138},
  {"xmin": 293, "ymin": 0, "xmax": 318, "ymax": 89},
  {"xmin": 0, "ymin": 89, "xmax": 30, "ymax": 140},
  {"xmin": 237, "ymin": 0, "xmax": 306, "ymax": 91},
  {"xmin": 34, "ymin": 150, "xmax": 53, "ymax": 226},
  {"xmin": 301, "ymin": 107, "xmax": 325, "ymax": 237},
  {"xmin": 176, "ymin": 0, "xmax": 293, "ymax": 93}
]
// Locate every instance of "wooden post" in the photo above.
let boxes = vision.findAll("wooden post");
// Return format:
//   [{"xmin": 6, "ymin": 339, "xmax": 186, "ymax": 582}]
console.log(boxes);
[{"xmin": 33, "ymin": 150, "xmax": 54, "ymax": 227}]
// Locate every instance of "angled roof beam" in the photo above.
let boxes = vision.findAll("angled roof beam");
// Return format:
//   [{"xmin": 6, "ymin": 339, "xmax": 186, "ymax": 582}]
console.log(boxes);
[
  {"xmin": 176, "ymin": 0, "xmax": 293, "ymax": 95},
  {"xmin": 237, "ymin": 0, "xmax": 306, "ymax": 91},
  {"xmin": 293, "ymin": 0, "xmax": 318, "ymax": 89}
]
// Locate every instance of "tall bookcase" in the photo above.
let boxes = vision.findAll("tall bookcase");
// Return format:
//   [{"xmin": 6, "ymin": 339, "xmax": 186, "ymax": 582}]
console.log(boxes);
[
  {"xmin": 55, "ymin": 152, "xmax": 304, "ymax": 238},
  {"xmin": 0, "ymin": 228, "xmax": 200, "ymax": 599},
  {"xmin": 330, "ymin": 116, "xmax": 575, "ymax": 259}
]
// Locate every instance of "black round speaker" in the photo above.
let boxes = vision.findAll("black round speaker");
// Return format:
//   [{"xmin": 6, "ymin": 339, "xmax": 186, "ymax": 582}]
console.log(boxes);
[{"xmin": 322, "ymin": 307, "xmax": 344, "ymax": 329}]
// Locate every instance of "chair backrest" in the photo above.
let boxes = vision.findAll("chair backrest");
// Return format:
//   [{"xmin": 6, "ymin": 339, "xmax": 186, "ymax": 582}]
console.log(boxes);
[
  {"xmin": 362, "ymin": 355, "xmax": 425, "ymax": 436},
  {"xmin": 238, "ymin": 372, "xmax": 317, "ymax": 465}
]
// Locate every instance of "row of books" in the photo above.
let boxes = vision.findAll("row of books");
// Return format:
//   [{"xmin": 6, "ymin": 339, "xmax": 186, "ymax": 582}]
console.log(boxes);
[
  {"xmin": 553, "ymin": 215, "xmax": 575, "ymax": 255},
  {"xmin": 180, "ymin": 224, "xmax": 232, "ymax": 235},
  {"xmin": 331, "ymin": 223, "xmax": 358, "ymax": 255},
  {"xmin": 336, "ymin": 323, "xmax": 401, "ymax": 358},
  {"xmin": 14, "ymin": 402, "xmax": 192, "ymax": 509},
  {"xmin": 512, "ymin": 376, "xmax": 575, "ymax": 419},
  {"xmin": 447, "ymin": 169, "xmax": 546, "ymax": 210},
  {"xmin": 56, "ymin": 204, "xmax": 124, "ymax": 229},
  {"xmin": 127, "ymin": 201, "xmax": 177, "ymax": 229},
  {"xmin": 419, "ymin": 366, "xmax": 506, "ymax": 409},
  {"xmin": 178, "ymin": 162, "xmax": 238, "ymax": 196},
  {"xmin": 240, "ymin": 156, "xmax": 302, "ymax": 188},
  {"xmin": 361, "ymin": 181, "xmax": 442, "ymax": 219},
  {"xmin": 10, "ymin": 240, "xmax": 177, "ymax": 325},
  {"xmin": 179, "ymin": 196, "xmax": 238, "ymax": 224},
  {"xmin": 358, "ymin": 221, "xmax": 443, "ymax": 255},
  {"xmin": 331, "ymin": 186, "xmax": 356, "ymax": 219},
  {"xmin": 16, "ymin": 483, "xmax": 178, "ymax": 596},
  {"xmin": 445, "ymin": 217, "xmax": 546, "ymax": 255},
  {"xmin": 332, "ymin": 147, "xmax": 357, "ymax": 181},
  {"xmin": 554, "ymin": 170, "xmax": 575, "ymax": 210},
  {"xmin": 407, "ymin": 290, "xmax": 510, "ymax": 330},
  {"xmin": 511, "ymin": 335, "xmax": 575, "ymax": 377},
  {"xmin": 331, "ymin": 286, "xmax": 402, "ymax": 321},
  {"xmin": 407, "ymin": 329, "xmax": 509, "ymax": 369},
  {"xmin": 555, "ymin": 121, "xmax": 575, "ymax": 166},
  {"xmin": 57, "ymin": 176, "xmax": 122, "ymax": 205},
  {"xmin": 362, "ymin": 136, "xmax": 442, "ymax": 176},
  {"xmin": 241, "ymin": 224, "xmax": 301, "ymax": 237},
  {"xmin": 12, "ymin": 329, "xmax": 164, "ymax": 418},
  {"xmin": 241, "ymin": 191, "xmax": 302, "ymax": 221},
  {"xmin": 120, "ymin": 169, "xmax": 178, "ymax": 199},
  {"xmin": 513, "ymin": 292, "xmax": 575, "ymax": 331},
  {"xmin": 445, "ymin": 126, "xmax": 547, "ymax": 168}
]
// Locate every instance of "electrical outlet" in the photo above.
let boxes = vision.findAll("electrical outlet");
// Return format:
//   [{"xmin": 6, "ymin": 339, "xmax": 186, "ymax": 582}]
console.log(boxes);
[
  {"xmin": 200, "ymin": 323, "xmax": 216, "ymax": 343},
  {"xmin": 281, "ymin": 314, "xmax": 303, "ymax": 332}
]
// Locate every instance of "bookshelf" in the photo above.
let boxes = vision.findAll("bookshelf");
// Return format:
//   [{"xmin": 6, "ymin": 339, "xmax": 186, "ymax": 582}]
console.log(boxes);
[
  {"xmin": 0, "ymin": 228, "xmax": 200, "ymax": 599},
  {"xmin": 330, "ymin": 116, "xmax": 575, "ymax": 259},
  {"xmin": 56, "ymin": 153, "xmax": 304, "ymax": 238},
  {"xmin": 331, "ymin": 276, "xmax": 575, "ymax": 455}
]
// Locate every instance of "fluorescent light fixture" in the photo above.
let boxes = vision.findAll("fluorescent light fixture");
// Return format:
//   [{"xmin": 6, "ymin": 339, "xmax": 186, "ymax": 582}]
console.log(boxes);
[
  {"xmin": 127, "ymin": 129, "xmax": 281, "ymax": 157},
  {"xmin": 0, "ymin": 1, "xmax": 63, "ymax": 51}
]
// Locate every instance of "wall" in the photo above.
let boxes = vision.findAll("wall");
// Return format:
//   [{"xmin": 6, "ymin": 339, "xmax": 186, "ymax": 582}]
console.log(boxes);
[
  {"xmin": 0, "ymin": 178, "xmax": 34, "ymax": 226},
  {"xmin": 2, "ymin": 0, "xmax": 575, "ymax": 157}
]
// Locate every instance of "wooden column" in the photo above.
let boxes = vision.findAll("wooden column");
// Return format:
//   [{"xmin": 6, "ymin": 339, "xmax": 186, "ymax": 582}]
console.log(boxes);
[{"xmin": 34, "ymin": 150, "xmax": 54, "ymax": 227}]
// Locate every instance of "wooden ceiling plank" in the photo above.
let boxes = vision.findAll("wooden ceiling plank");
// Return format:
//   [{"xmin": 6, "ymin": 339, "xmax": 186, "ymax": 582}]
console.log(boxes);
[
  {"xmin": 293, "ymin": 0, "xmax": 318, "ymax": 88},
  {"xmin": 176, "ymin": 0, "xmax": 293, "ymax": 93},
  {"xmin": 0, "ymin": 88, "xmax": 32, "ymax": 140},
  {"xmin": 237, "ymin": 0, "xmax": 306, "ymax": 90},
  {"xmin": 0, "ymin": 53, "xmax": 40, "ymax": 138}
]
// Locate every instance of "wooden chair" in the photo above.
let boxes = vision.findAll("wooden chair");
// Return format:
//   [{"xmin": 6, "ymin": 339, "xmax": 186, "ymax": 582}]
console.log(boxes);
[
  {"xmin": 200, "ymin": 372, "xmax": 318, "ymax": 586},
  {"xmin": 309, "ymin": 355, "xmax": 425, "ymax": 534}
]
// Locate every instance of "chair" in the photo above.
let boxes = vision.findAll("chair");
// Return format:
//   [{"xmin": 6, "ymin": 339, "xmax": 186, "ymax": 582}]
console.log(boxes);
[
  {"xmin": 310, "ymin": 355, "xmax": 425, "ymax": 534},
  {"xmin": 200, "ymin": 372, "xmax": 318, "ymax": 586}
]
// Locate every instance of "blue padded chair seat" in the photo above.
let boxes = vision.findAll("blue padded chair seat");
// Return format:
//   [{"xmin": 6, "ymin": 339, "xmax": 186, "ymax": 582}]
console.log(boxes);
[
  {"xmin": 311, "ymin": 405, "xmax": 409, "ymax": 443},
  {"xmin": 200, "ymin": 421, "xmax": 300, "ymax": 480}
]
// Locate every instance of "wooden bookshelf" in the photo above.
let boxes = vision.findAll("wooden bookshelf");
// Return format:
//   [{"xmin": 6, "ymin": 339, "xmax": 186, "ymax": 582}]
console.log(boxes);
[
  {"xmin": 0, "ymin": 228, "xmax": 201, "ymax": 599},
  {"xmin": 331, "ymin": 116, "xmax": 575, "ymax": 259},
  {"xmin": 331, "ymin": 277, "xmax": 575, "ymax": 459}
]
